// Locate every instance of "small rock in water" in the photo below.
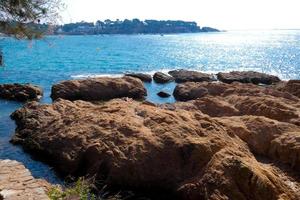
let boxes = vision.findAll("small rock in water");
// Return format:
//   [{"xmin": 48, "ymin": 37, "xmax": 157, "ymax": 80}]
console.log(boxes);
[
  {"xmin": 168, "ymin": 69, "xmax": 215, "ymax": 83},
  {"xmin": 217, "ymin": 71, "xmax": 281, "ymax": 85},
  {"xmin": 157, "ymin": 91, "xmax": 171, "ymax": 98},
  {"xmin": 153, "ymin": 72, "xmax": 174, "ymax": 83},
  {"xmin": 0, "ymin": 83, "xmax": 43, "ymax": 102},
  {"xmin": 125, "ymin": 73, "xmax": 152, "ymax": 82}
]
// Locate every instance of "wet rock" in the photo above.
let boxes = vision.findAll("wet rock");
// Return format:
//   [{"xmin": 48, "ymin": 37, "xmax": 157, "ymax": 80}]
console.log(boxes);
[
  {"xmin": 11, "ymin": 98, "xmax": 300, "ymax": 200},
  {"xmin": 0, "ymin": 83, "xmax": 43, "ymax": 102},
  {"xmin": 168, "ymin": 69, "xmax": 215, "ymax": 83},
  {"xmin": 157, "ymin": 91, "xmax": 171, "ymax": 98},
  {"xmin": 153, "ymin": 72, "xmax": 174, "ymax": 83},
  {"xmin": 217, "ymin": 71, "xmax": 281, "ymax": 85},
  {"xmin": 125, "ymin": 73, "xmax": 152, "ymax": 82},
  {"xmin": 51, "ymin": 76, "xmax": 147, "ymax": 101}
]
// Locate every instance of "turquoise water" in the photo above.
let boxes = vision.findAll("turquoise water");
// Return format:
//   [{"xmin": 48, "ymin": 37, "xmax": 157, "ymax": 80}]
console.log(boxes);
[{"xmin": 0, "ymin": 30, "xmax": 300, "ymax": 183}]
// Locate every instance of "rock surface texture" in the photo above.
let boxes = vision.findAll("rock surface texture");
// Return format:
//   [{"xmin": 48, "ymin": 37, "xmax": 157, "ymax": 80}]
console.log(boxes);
[
  {"xmin": 153, "ymin": 72, "xmax": 174, "ymax": 83},
  {"xmin": 0, "ymin": 160, "xmax": 50, "ymax": 200},
  {"xmin": 11, "ymin": 79, "xmax": 300, "ymax": 200},
  {"xmin": 0, "ymin": 84, "xmax": 43, "ymax": 102},
  {"xmin": 217, "ymin": 71, "xmax": 281, "ymax": 85},
  {"xmin": 273, "ymin": 80, "xmax": 300, "ymax": 98},
  {"xmin": 51, "ymin": 76, "xmax": 147, "ymax": 101},
  {"xmin": 125, "ymin": 73, "xmax": 152, "ymax": 82},
  {"xmin": 168, "ymin": 69, "xmax": 215, "ymax": 83}
]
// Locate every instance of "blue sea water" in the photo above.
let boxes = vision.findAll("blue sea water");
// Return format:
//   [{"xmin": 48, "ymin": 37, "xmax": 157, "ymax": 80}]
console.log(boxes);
[{"xmin": 0, "ymin": 30, "xmax": 300, "ymax": 183}]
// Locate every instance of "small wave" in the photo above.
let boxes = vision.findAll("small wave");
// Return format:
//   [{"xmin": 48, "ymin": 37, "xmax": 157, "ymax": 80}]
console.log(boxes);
[{"xmin": 71, "ymin": 74, "xmax": 123, "ymax": 79}]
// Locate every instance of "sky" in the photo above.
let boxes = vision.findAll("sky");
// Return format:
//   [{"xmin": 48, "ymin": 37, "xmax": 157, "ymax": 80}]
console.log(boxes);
[{"xmin": 61, "ymin": 0, "xmax": 300, "ymax": 30}]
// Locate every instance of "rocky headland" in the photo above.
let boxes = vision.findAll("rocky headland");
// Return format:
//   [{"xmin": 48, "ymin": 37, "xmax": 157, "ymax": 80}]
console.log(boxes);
[{"xmin": 6, "ymin": 70, "xmax": 300, "ymax": 199}]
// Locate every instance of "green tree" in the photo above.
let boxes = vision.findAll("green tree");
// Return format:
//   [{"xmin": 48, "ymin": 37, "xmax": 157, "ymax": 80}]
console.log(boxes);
[{"xmin": 0, "ymin": 0, "xmax": 63, "ymax": 65}]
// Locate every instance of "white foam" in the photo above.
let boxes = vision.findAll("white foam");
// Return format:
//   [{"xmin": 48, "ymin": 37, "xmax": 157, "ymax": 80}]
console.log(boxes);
[{"xmin": 71, "ymin": 74, "xmax": 123, "ymax": 79}]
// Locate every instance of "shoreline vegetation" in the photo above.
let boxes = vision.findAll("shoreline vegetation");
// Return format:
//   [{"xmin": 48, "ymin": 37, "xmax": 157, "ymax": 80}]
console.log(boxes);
[
  {"xmin": 54, "ymin": 19, "xmax": 220, "ymax": 35},
  {"xmin": 1, "ymin": 70, "xmax": 300, "ymax": 199}
]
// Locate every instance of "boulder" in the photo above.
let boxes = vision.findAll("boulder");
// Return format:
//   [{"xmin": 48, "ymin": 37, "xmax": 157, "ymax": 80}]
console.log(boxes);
[
  {"xmin": 51, "ymin": 76, "xmax": 147, "ymax": 101},
  {"xmin": 168, "ymin": 69, "xmax": 215, "ymax": 83},
  {"xmin": 125, "ymin": 73, "xmax": 152, "ymax": 82},
  {"xmin": 11, "ymin": 98, "xmax": 300, "ymax": 200},
  {"xmin": 0, "ymin": 83, "xmax": 43, "ymax": 102},
  {"xmin": 153, "ymin": 72, "xmax": 174, "ymax": 83},
  {"xmin": 157, "ymin": 91, "xmax": 171, "ymax": 98},
  {"xmin": 217, "ymin": 71, "xmax": 281, "ymax": 85}
]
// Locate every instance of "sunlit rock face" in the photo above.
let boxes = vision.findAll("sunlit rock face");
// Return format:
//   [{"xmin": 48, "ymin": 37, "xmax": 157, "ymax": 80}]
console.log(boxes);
[{"xmin": 50, "ymin": 76, "xmax": 147, "ymax": 101}]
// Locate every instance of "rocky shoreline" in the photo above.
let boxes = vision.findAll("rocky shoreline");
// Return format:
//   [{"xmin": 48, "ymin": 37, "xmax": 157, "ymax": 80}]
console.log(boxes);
[{"xmin": 1, "ymin": 70, "xmax": 300, "ymax": 199}]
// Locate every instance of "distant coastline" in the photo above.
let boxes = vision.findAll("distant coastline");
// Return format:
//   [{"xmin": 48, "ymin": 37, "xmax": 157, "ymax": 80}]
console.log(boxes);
[{"xmin": 54, "ymin": 19, "xmax": 220, "ymax": 35}]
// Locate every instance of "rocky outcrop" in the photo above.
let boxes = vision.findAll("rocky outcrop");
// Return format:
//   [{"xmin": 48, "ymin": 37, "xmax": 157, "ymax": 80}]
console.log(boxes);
[
  {"xmin": 0, "ymin": 83, "xmax": 43, "ymax": 102},
  {"xmin": 0, "ymin": 159, "xmax": 50, "ymax": 200},
  {"xmin": 217, "ymin": 71, "xmax": 281, "ymax": 85},
  {"xmin": 157, "ymin": 91, "xmax": 171, "ymax": 98},
  {"xmin": 168, "ymin": 69, "xmax": 215, "ymax": 83},
  {"xmin": 125, "ymin": 73, "xmax": 152, "ymax": 82},
  {"xmin": 173, "ymin": 81, "xmax": 298, "ymax": 101},
  {"xmin": 153, "ymin": 72, "xmax": 174, "ymax": 83},
  {"xmin": 11, "ymin": 97, "xmax": 300, "ymax": 200},
  {"xmin": 51, "ymin": 76, "xmax": 147, "ymax": 101},
  {"xmin": 273, "ymin": 80, "xmax": 300, "ymax": 98},
  {"xmin": 172, "ymin": 82, "xmax": 300, "ymax": 125}
]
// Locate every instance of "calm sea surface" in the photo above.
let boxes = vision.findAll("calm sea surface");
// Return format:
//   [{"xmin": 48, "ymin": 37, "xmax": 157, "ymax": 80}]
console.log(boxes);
[{"xmin": 0, "ymin": 30, "xmax": 300, "ymax": 183}]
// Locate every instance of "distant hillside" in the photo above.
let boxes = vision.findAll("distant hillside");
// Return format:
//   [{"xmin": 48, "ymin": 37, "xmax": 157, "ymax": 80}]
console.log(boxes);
[{"xmin": 55, "ymin": 19, "xmax": 220, "ymax": 35}]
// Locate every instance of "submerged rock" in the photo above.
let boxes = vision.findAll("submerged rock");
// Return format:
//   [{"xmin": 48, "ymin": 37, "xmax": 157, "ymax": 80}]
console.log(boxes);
[
  {"xmin": 0, "ymin": 83, "xmax": 43, "ymax": 102},
  {"xmin": 153, "ymin": 72, "xmax": 174, "ymax": 83},
  {"xmin": 217, "ymin": 71, "xmax": 281, "ymax": 85},
  {"xmin": 51, "ymin": 76, "xmax": 147, "ymax": 101},
  {"xmin": 168, "ymin": 69, "xmax": 215, "ymax": 83},
  {"xmin": 125, "ymin": 73, "xmax": 152, "ymax": 82},
  {"xmin": 157, "ymin": 91, "xmax": 171, "ymax": 98},
  {"xmin": 11, "ymin": 96, "xmax": 300, "ymax": 199}
]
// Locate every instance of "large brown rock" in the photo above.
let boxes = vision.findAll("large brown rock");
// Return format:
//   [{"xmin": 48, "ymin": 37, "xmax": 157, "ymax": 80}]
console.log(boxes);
[
  {"xmin": 51, "ymin": 76, "xmax": 147, "ymax": 101},
  {"xmin": 0, "ymin": 83, "xmax": 43, "ymax": 102},
  {"xmin": 217, "ymin": 71, "xmax": 281, "ymax": 85},
  {"xmin": 172, "ymin": 82, "xmax": 300, "ymax": 125},
  {"xmin": 173, "ymin": 81, "xmax": 298, "ymax": 101},
  {"xmin": 168, "ymin": 69, "xmax": 215, "ymax": 83},
  {"xmin": 11, "ymin": 98, "xmax": 300, "ymax": 200}
]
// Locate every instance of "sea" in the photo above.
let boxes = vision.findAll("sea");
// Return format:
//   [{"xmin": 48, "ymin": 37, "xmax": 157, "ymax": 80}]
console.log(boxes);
[{"xmin": 0, "ymin": 30, "xmax": 300, "ymax": 184}]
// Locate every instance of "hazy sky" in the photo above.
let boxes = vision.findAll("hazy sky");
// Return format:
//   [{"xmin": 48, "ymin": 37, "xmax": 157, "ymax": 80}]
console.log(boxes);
[{"xmin": 62, "ymin": 0, "xmax": 300, "ymax": 30}]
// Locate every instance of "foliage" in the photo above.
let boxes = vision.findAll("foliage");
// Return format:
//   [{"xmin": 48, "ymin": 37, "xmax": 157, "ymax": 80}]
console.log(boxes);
[
  {"xmin": 57, "ymin": 19, "xmax": 214, "ymax": 35},
  {"xmin": 0, "ymin": 0, "xmax": 63, "ymax": 39},
  {"xmin": 48, "ymin": 177, "xmax": 97, "ymax": 200}
]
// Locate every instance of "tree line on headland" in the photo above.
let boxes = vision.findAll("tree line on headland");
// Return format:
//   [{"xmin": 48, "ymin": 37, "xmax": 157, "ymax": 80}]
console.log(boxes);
[{"xmin": 55, "ymin": 19, "xmax": 220, "ymax": 35}]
